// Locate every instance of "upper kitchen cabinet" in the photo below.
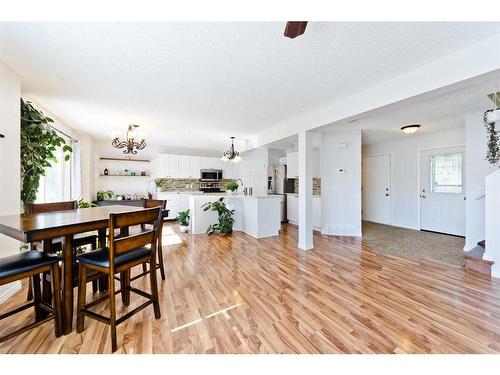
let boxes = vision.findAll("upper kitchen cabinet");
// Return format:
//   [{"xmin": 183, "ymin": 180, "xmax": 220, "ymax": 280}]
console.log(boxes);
[
  {"xmin": 285, "ymin": 150, "xmax": 320, "ymax": 178},
  {"xmin": 286, "ymin": 152, "xmax": 299, "ymax": 178},
  {"xmin": 177, "ymin": 155, "xmax": 191, "ymax": 178},
  {"xmin": 222, "ymin": 162, "xmax": 233, "ymax": 179},
  {"xmin": 189, "ymin": 156, "xmax": 202, "ymax": 179}
]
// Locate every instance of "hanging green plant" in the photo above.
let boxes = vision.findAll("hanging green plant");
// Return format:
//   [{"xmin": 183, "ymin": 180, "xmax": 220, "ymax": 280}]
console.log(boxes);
[
  {"xmin": 484, "ymin": 109, "xmax": 500, "ymax": 166},
  {"xmin": 20, "ymin": 99, "xmax": 73, "ymax": 205}
]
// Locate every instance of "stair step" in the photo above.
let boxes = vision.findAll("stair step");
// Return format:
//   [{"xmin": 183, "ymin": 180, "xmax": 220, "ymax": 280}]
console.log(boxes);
[{"xmin": 464, "ymin": 245, "xmax": 494, "ymax": 276}]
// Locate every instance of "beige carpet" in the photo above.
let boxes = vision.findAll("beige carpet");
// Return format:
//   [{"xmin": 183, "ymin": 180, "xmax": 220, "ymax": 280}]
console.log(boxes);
[{"xmin": 362, "ymin": 221, "xmax": 465, "ymax": 267}]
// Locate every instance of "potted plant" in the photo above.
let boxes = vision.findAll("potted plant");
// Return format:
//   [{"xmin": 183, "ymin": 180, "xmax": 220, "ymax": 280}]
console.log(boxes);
[
  {"xmin": 176, "ymin": 209, "xmax": 190, "ymax": 233},
  {"xmin": 77, "ymin": 198, "xmax": 97, "ymax": 208},
  {"xmin": 202, "ymin": 197, "xmax": 235, "ymax": 235},
  {"xmin": 224, "ymin": 181, "xmax": 239, "ymax": 195},
  {"xmin": 154, "ymin": 178, "xmax": 164, "ymax": 192},
  {"xmin": 97, "ymin": 190, "xmax": 114, "ymax": 201},
  {"xmin": 20, "ymin": 99, "xmax": 73, "ymax": 206}
]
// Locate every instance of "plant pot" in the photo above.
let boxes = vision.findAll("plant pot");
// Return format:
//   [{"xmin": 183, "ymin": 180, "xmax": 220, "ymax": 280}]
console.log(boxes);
[
  {"xmin": 179, "ymin": 225, "xmax": 189, "ymax": 233},
  {"xmin": 156, "ymin": 186, "xmax": 162, "ymax": 192},
  {"xmin": 486, "ymin": 108, "xmax": 500, "ymax": 124},
  {"xmin": 227, "ymin": 190, "xmax": 236, "ymax": 195}
]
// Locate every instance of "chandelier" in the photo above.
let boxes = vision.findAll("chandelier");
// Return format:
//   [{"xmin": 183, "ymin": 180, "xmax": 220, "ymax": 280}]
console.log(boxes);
[
  {"xmin": 221, "ymin": 136, "xmax": 241, "ymax": 163},
  {"xmin": 111, "ymin": 124, "xmax": 146, "ymax": 154}
]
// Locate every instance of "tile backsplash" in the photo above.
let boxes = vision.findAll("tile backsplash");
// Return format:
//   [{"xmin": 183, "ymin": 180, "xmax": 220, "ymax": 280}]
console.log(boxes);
[
  {"xmin": 159, "ymin": 178, "xmax": 236, "ymax": 192},
  {"xmin": 294, "ymin": 178, "xmax": 321, "ymax": 196}
]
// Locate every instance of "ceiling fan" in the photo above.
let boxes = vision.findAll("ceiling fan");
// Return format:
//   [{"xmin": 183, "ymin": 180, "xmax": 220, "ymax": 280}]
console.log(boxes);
[{"xmin": 284, "ymin": 21, "xmax": 308, "ymax": 39}]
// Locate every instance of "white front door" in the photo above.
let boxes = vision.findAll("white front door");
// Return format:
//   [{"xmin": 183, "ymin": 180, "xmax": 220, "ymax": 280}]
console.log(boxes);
[
  {"xmin": 362, "ymin": 154, "xmax": 391, "ymax": 224},
  {"xmin": 420, "ymin": 147, "xmax": 465, "ymax": 236}
]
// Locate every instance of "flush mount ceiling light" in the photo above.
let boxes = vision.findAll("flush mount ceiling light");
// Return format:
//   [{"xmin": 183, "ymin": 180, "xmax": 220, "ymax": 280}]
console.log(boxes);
[
  {"xmin": 401, "ymin": 124, "xmax": 421, "ymax": 134},
  {"xmin": 111, "ymin": 124, "xmax": 146, "ymax": 154},
  {"xmin": 221, "ymin": 136, "xmax": 241, "ymax": 163}
]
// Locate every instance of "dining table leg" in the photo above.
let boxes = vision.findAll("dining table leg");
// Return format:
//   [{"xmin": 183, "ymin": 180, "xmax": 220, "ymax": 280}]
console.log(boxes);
[{"xmin": 62, "ymin": 234, "xmax": 74, "ymax": 334}]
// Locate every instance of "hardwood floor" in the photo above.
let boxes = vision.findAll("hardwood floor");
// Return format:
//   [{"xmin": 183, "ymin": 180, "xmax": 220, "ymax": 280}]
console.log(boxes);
[{"xmin": 1, "ymin": 223, "xmax": 500, "ymax": 353}]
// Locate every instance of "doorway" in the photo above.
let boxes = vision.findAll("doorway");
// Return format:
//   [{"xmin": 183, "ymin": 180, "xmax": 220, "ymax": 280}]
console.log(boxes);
[
  {"xmin": 362, "ymin": 154, "xmax": 391, "ymax": 225},
  {"xmin": 419, "ymin": 146, "xmax": 465, "ymax": 236}
]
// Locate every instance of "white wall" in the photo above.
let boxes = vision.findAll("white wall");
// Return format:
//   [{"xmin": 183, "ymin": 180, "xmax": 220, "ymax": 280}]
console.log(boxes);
[
  {"xmin": 321, "ymin": 129, "xmax": 362, "ymax": 236},
  {"xmin": 362, "ymin": 128, "xmax": 465, "ymax": 231},
  {"xmin": 0, "ymin": 60, "xmax": 22, "ymax": 302},
  {"xmin": 465, "ymin": 111, "xmax": 496, "ymax": 250}
]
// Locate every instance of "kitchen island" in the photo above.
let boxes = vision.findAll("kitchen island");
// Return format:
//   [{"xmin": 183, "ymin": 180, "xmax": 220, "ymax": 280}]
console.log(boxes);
[{"xmin": 188, "ymin": 193, "xmax": 281, "ymax": 238}]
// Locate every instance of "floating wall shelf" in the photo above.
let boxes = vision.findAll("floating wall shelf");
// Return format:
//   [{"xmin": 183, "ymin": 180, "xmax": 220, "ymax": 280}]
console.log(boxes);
[
  {"xmin": 99, "ymin": 174, "xmax": 151, "ymax": 177},
  {"xmin": 99, "ymin": 157, "xmax": 150, "ymax": 163}
]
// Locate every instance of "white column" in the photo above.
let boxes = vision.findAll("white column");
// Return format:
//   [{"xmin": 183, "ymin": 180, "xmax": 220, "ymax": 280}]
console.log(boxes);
[{"xmin": 298, "ymin": 130, "xmax": 314, "ymax": 250}]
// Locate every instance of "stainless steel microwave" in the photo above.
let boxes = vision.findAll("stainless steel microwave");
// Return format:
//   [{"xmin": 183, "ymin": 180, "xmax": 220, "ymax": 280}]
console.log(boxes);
[{"xmin": 200, "ymin": 169, "xmax": 223, "ymax": 181}]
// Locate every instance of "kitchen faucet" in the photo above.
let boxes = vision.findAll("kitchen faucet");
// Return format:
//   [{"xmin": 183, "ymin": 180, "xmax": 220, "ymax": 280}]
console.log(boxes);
[{"xmin": 236, "ymin": 178, "xmax": 244, "ymax": 193}]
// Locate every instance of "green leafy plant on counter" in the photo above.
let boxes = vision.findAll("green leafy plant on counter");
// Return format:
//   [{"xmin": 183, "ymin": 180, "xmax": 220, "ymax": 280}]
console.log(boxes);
[
  {"xmin": 202, "ymin": 197, "xmax": 235, "ymax": 235},
  {"xmin": 20, "ymin": 99, "xmax": 73, "ymax": 206},
  {"xmin": 224, "ymin": 181, "xmax": 239, "ymax": 192},
  {"xmin": 154, "ymin": 178, "xmax": 164, "ymax": 191},
  {"xmin": 77, "ymin": 198, "xmax": 97, "ymax": 208},
  {"xmin": 97, "ymin": 190, "xmax": 114, "ymax": 201},
  {"xmin": 176, "ymin": 209, "xmax": 190, "ymax": 226}
]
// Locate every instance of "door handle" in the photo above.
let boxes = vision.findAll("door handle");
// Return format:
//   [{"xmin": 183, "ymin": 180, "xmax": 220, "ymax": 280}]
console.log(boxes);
[
  {"xmin": 385, "ymin": 193, "xmax": 389, "ymax": 197},
  {"xmin": 421, "ymin": 195, "xmax": 426, "ymax": 198}
]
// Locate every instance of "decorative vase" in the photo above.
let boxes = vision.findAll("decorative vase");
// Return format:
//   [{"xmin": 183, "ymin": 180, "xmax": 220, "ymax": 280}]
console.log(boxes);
[
  {"xmin": 486, "ymin": 108, "xmax": 500, "ymax": 124},
  {"xmin": 179, "ymin": 225, "xmax": 189, "ymax": 233}
]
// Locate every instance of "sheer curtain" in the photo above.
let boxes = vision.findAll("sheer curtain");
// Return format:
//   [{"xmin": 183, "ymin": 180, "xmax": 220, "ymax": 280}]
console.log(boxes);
[{"xmin": 70, "ymin": 140, "xmax": 82, "ymax": 200}]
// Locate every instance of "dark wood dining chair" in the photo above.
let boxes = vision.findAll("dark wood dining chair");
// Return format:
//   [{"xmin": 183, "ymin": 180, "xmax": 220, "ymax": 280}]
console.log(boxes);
[
  {"xmin": 139, "ymin": 199, "xmax": 167, "ymax": 280},
  {"xmin": 25, "ymin": 201, "xmax": 100, "ymax": 300},
  {"xmin": 0, "ymin": 251, "xmax": 62, "ymax": 343},
  {"xmin": 76, "ymin": 207, "xmax": 162, "ymax": 352}
]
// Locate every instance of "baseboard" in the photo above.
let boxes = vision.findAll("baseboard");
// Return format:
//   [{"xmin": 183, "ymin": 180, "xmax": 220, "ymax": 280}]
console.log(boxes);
[{"xmin": 0, "ymin": 281, "xmax": 22, "ymax": 304}]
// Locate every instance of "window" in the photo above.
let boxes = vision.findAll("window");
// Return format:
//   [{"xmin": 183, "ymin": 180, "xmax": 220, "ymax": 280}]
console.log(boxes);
[
  {"xmin": 36, "ymin": 147, "xmax": 67, "ymax": 203},
  {"xmin": 36, "ymin": 139, "xmax": 81, "ymax": 203},
  {"xmin": 430, "ymin": 153, "xmax": 463, "ymax": 193}
]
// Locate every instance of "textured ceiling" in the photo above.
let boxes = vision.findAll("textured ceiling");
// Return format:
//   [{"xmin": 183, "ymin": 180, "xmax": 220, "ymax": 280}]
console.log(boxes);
[{"xmin": 2, "ymin": 22, "xmax": 500, "ymax": 150}]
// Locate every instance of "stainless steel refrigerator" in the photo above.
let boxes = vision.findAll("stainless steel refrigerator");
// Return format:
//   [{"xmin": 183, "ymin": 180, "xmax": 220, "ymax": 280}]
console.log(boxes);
[{"xmin": 269, "ymin": 164, "xmax": 295, "ymax": 222}]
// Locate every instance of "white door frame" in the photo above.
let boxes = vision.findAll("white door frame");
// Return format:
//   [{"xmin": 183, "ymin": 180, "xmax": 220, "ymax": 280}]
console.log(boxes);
[
  {"xmin": 362, "ymin": 152, "xmax": 392, "ymax": 225},
  {"xmin": 417, "ymin": 144, "xmax": 465, "ymax": 232}
]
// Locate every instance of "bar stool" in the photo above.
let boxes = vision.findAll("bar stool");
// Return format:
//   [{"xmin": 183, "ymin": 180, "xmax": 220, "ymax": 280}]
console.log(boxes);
[
  {"xmin": 76, "ymin": 207, "xmax": 162, "ymax": 352},
  {"xmin": 0, "ymin": 251, "xmax": 62, "ymax": 343},
  {"xmin": 139, "ymin": 199, "xmax": 167, "ymax": 280},
  {"xmin": 25, "ymin": 201, "xmax": 101, "ymax": 300}
]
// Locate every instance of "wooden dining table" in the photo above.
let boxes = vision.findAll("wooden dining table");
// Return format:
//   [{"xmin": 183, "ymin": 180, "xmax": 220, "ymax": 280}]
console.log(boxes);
[{"xmin": 0, "ymin": 205, "xmax": 149, "ymax": 335}]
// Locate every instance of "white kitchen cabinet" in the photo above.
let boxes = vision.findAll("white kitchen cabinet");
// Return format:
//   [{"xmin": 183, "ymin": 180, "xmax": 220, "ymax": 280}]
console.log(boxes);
[
  {"xmin": 157, "ymin": 154, "xmax": 167, "ymax": 177},
  {"xmin": 313, "ymin": 196, "xmax": 322, "ymax": 229},
  {"xmin": 157, "ymin": 154, "xmax": 179, "ymax": 178},
  {"xmin": 232, "ymin": 162, "xmax": 243, "ymax": 180},
  {"xmin": 286, "ymin": 194, "xmax": 321, "ymax": 229},
  {"xmin": 287, "ymin": 152, "xmax": 298, "ymax": 178},
  {"xmin": 156, "ymin": 192, "xmax": 180, "ymax": 219},
  {"xmin": 222, "ymin": 162, "xmax": 233, "ymax": 179},
  {"xmin": 210, "ymin": 157, "xmax": 222, "ymax": 170},
  {"xmin": 287, "ymin": 194, "xmax": 298, "ymax": 223},
  {"xmin": 189, "ymin": 156, "xmax": 202, "ymax": 179},
  {"xmin": 177, "ymin": 155, "xmax": 191, "ymax": 178},
  {"xmin": 284, "ymin": 150, "xmax": 320, "ymax": 178}
]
